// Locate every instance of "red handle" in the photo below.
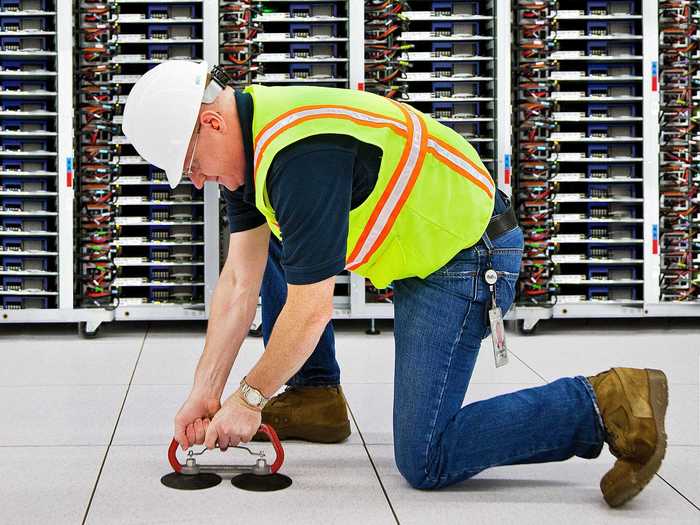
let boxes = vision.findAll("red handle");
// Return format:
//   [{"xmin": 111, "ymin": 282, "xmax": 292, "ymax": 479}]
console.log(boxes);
[
  {"xmin": 168, "ymin": 424, "xmax": 285, "ymax": 475},
  {"xmin": 258, "ymin": 423, "xmax": 284, "ymax": 474},
  {"xmin": 168, "ymin": 438, "xmax": 183, "ymax": 473}
]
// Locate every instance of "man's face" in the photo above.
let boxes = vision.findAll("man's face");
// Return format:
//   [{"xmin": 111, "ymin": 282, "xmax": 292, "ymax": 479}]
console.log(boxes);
[{"xmin": 182, "ymin": 119, "xmax": 241, "ymax": 192}]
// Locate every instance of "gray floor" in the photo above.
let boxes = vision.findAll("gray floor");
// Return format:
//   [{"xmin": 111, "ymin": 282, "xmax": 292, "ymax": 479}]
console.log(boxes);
[{"xmin": 0, "ymin": 319, "xmax": 698, "ymax": 524}]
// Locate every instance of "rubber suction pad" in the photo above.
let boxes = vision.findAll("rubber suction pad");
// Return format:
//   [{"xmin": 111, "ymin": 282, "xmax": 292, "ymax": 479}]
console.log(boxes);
[
  {"xmin": 161, "ymin": 472, "xmax": 222, "ymax": 490},
  {"xmin": 231, "ymin": 473, "xmax": 293, "ymax": 492}
]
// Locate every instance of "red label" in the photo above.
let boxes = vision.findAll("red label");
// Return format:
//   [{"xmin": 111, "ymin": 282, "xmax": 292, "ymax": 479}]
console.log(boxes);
[
  {"xmin": 67, "ymin": 171, "xmax": 73, "ymax": 188},
  {"xmin": 504, "ymin": 169, "xmax": 511, "ymax": 186},
  {"xmin": 357, "ymin": 82, "xmax": 365, "ymax": 91},
  {"xmin": 652, "ymin": 77, "xmax": 658, "ymax": 92},
  {"xmin": 652, "ymin": 239, "xmax": 658, "ymax": 255}
]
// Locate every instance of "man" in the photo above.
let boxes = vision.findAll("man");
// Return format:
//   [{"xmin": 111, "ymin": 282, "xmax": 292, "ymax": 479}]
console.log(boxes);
[{"xmin": 123, "ymin": 61, "xmax": 668, "ymax": 507}]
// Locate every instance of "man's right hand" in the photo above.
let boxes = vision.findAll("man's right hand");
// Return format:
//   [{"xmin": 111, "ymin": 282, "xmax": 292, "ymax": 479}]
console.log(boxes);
[{"xmin": 174, "ymin": 391, "xmax": 222, "ymax": 451}]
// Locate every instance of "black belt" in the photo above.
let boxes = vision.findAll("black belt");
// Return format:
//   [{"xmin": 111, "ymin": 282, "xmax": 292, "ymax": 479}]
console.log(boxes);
[{"xmin": 485, "ymin": 204, "xmax": 518, "ymax": 241}]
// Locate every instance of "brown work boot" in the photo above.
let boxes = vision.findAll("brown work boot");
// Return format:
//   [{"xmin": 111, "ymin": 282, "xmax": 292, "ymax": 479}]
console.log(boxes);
[
  {"xmin": 587, "ymin": 368, "xmax": 668, "ymax": 508},
  {"xmin": 252, "ymin": 385, "xmax": 351, "ymax": 443}
]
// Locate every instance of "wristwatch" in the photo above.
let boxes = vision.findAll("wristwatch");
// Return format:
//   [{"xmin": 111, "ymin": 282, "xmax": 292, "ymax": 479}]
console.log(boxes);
[{"xmin": 238, "ymin": 376, "xmax": 269, "ymax": 410}]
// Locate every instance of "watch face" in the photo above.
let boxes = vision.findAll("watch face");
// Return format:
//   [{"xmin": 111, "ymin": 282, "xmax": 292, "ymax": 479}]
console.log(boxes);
[{"xmin": 246, "ymin": 390, "xmax": 262, "ymax": 405}]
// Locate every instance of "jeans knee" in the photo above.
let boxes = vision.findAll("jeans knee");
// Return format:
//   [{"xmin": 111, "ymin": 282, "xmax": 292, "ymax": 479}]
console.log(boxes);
[{"xmin": 394, "ymin": 451, "xmax": 440, "ymax": 490}]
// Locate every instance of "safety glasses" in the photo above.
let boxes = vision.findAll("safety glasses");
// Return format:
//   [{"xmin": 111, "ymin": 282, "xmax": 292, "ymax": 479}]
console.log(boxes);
[{"xmin": 182, "ymin": 121, "xmax": 201, "ymax": 181}]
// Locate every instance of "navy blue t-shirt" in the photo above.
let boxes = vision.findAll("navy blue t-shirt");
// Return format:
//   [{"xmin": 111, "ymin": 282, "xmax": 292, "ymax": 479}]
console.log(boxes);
[{"xmin": 221, "ymin": 90, "xmax": 382, "ymax": 285}]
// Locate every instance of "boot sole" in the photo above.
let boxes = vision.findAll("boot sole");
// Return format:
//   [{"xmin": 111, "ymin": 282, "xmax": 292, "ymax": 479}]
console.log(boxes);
[
  {"xmin": 603, "ymin": 368, "xmax": 669, "ymax": 508},
  {"xmin": 252, "ymin": 420, "xmax": 352, "ymax": 444}
]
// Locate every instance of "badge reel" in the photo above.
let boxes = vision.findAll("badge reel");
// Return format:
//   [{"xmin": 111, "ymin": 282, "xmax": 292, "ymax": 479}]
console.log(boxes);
[{"xmin": 484, "ymin": 268, "xmax": 509, "ymax": 368}]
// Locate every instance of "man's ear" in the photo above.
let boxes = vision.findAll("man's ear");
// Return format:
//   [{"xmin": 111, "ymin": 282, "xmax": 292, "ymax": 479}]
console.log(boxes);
[{"xmin": 200, "ymin": 110, "xmax": 225, "ymax": 132}]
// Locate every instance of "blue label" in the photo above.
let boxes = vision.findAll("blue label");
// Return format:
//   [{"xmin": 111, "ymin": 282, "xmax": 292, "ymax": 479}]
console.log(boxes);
[
  {"xmin": 66, "ymin": 157, "xmax": 73, "ymax": 172},
  {"xmin": 651, "ymin": 61, "xmax": 657, "ymax": 76},
  {"xmin": 504, "ymin": 154, "xmax": 511, "ymax": 169},
  {"xmin": 652, "ymin": 224, "xmax": 658, "ymax": 240}
]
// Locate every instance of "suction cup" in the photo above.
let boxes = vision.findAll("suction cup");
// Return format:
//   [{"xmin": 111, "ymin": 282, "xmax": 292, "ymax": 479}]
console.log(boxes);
[
  {"xmin": 161, "ymin": 472, "xmax": 222, "ymax": 490},
  {"xmin": 231, "ymin": 473, "xmax": 293, "ymax": 492}
]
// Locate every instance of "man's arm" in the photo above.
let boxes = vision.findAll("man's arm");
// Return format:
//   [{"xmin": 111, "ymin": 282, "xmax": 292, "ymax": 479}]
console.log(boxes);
[
  {"xmin": 243, "ymin": 276, "xmax": 335, "ymax": 398},
  {"xmin": 238, "ymin": 140, "xmax": 357, "ymax": 397},
  {"xmin": 192, "ymin": 223, "xmax": 270, "ymax": 399}
]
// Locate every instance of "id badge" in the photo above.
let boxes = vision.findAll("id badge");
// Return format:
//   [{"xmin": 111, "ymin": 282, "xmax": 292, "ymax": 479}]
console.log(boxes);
[{"xmin": 488, "ymin": 306, "xmax": 509, "ymax": 367}]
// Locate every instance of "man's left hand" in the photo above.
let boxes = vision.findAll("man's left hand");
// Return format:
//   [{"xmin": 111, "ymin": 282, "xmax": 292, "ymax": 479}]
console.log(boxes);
[{"xmin": 204, "ymin": 392, "xmax": 262, "ymax": 451}]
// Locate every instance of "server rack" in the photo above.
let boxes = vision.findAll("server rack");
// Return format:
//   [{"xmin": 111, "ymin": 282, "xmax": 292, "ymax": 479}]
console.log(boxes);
[
  {"xmin": 657, "ymin": 0, "xmax": 699, "ymax": 304},
  {"xmin": 0, "ymin": 0, "xmax": 60, "ymax": 311},
  {"xmin": 0, "ymin": 0, "xmax": 109, "ymax": 332},
  {"xmin": 350, "ymin": 0, "xmax": 505, "ymax": 321},
  {"xmin": 510, "ymin": 0, "xmax": 665, "ymax": 332},
  {"xmin": 74, "ymin": 0, "xmax": 219, "ymax": 327},
  {"xmin": 0, "ymin": 0, "xmax": 698, "ymax": 333},
  {"xmin": 218, "ymin": 0, "xmax": 355, "ymax": 322}
]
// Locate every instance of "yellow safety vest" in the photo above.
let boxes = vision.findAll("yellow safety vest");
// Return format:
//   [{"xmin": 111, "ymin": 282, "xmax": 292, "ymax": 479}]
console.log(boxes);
[{"xmin": 245, "ymin": 84, "xmax": 495, "ymax": 289}]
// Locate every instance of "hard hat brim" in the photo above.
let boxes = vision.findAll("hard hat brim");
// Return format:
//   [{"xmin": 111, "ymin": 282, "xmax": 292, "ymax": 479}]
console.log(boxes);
[{"xmin": 121, "ymin": 60, "xmax": 209, "ymax": 190}]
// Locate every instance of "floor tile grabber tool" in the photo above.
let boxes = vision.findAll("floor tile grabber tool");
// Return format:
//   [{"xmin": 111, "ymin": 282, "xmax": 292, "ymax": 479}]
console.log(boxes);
[{"xmin": 161, "ymin": 424, "xmax": 292, "ymax": 492}]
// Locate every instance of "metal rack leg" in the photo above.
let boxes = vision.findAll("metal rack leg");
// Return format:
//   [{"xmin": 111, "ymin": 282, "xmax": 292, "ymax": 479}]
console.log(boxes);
[
  {"xmin": 366, "ymin": 318, "xmax": 380, "ymax": 335},
  {"xmin": 78, "ymin": 321, "xmax": 101, "ymax": 339},
  {"xmin": 518, "ymin": 319, "xmax": 538, "ymax": 336}
]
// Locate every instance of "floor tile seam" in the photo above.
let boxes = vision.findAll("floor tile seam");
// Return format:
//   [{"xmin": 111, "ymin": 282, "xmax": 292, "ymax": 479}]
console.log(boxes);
[
  {"xmin": 81, "ymin": 324, "xmax": 150, "ymax": 525},
  {"xmin": 655, "ymin": 473, "xmax": 700, "ymax": 511},
  {"xmin": 494, "ymin": 354, "xmax": 700, "ymax": 386},
  {"xmin": 345, "ymin": 402, "xmax": 400, "ymax": 524},
  {"xmin": 508, "ymin": 352, "xmax": 554, "ymax": 383}
]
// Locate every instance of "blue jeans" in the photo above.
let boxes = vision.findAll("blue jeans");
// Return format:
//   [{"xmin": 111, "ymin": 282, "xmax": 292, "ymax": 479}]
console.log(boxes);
[
  {"xmin": 260, "ymin": 204, "xmax": 605, "ymax": 489},
  {"xmin": 391, "ymin": 226, "xmax": 604, "ymax": 489}
]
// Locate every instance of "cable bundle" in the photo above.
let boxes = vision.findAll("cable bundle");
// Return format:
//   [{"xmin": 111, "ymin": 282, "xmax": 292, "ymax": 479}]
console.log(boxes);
[
  {"xmin": 514, "ymin": 0, "xmax": 558, "ymax": 304},
  {"xmin": 220, "ymin": 1, "xmax": 260, "ymax": 84},
  {"xmin": 658, "ymin": 0, "xmax": 699, "ymax": 301},
  {"xmin": 76, "ymin": 0, "xmax": 120, "ymax": 308},
  {"xmin": 364, "ymin": 0, "xmax": 412, "ymax": 99}
]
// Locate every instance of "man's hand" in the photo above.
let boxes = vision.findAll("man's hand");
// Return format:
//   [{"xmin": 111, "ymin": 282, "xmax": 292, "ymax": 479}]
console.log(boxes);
[
  {"xmin": 204, "ymin": 393, "xmax": 262, "ymax": 451},
  {"xmin": 174, "ymin": 391, "xmax": 222, "ymax": 451}
]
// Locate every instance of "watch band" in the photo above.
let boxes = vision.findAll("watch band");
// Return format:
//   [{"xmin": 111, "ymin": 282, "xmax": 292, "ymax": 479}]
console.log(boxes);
[{"xmin": 238, "ymin": 376, "xmax": 269, "ymax": 410}]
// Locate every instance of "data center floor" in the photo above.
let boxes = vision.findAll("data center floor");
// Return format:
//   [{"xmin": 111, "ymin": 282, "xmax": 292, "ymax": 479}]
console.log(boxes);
[{"xmin": 1, "ymin": 318, "xmax": 698, "ymax": 524}]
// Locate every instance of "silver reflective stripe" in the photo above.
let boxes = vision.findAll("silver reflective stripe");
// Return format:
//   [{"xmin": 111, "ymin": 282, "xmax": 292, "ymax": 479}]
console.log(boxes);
[
  {"xmin": 254, "ymin": 107, "xmax": 408, "ymax": 168},
  {"xmin": 346, "ymin": 110, "xmax": 423, "ymax": 269},
  {"xmin": 427, "ymin": 138, "xmax": 495, "ymax": 196}
]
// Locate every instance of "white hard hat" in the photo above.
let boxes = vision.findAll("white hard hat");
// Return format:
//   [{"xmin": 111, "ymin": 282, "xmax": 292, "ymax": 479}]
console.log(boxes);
[{"xmin": 122, "ymin": 60, "xmax": 208, "ymax": 188}]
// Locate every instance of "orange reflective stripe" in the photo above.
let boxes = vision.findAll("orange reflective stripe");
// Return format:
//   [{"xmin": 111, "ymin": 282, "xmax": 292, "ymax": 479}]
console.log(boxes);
[
  {"xmin": 432, "ymin": 135, "xmax": 491, "ymax": 180},
  {"xmin": 345, "ymin": 102, "xmax": 428, "ymax": 271},
  {"xmin": 427, "ymin": 136, "xmax": 495, "ymax": 198},
  {"xmin": 427, "ymin": 143, "xmax": 494, "ymax": 198},
  {"xmin": 255, "ymin": 104, "xmax": 407, "ymax": 146},
  {"xmin": 345, "ymin": 106, "xmax": 415, "ymax": 266},
  {"xmin": 253, "ymin": 105, "xmax": 408, "ymax": 179}
]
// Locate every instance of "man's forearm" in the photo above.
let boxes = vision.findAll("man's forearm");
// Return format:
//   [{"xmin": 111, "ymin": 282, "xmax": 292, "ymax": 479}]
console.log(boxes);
[
  {"xmin": 244, "ymin": 295, "xmax": 332, "ymax": 398},
  {"xmin": 193, "ymin": 270, "xmax": 258, "ymax": 398}
]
